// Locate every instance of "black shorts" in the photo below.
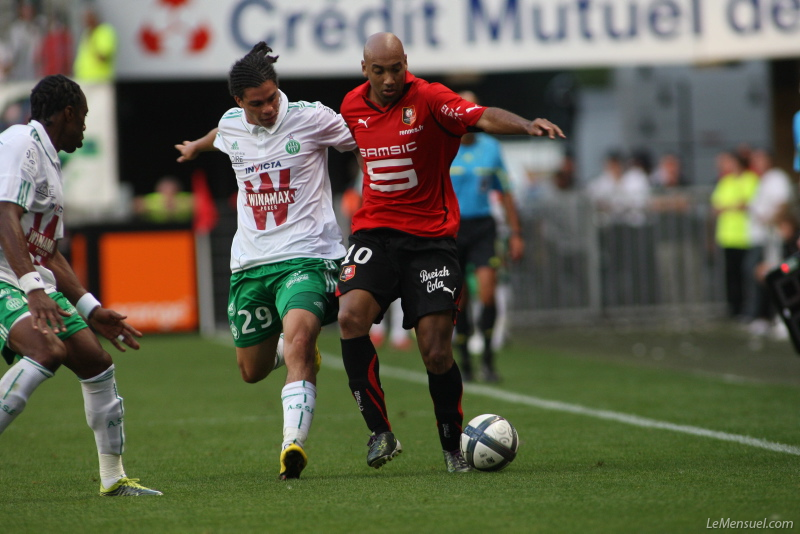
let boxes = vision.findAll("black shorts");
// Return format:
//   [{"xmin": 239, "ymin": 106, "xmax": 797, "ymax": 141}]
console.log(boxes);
[
  {"xmin": 456, "ymin": 216, "xmax": 498, "ymax": 269},
  {"xmin": 337, "ymin": 229, "xmax": 462, "ymax": 329}
]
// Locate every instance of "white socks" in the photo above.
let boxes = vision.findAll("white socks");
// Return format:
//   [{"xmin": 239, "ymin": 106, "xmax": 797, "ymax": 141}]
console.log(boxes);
[
  {"xmin": 281, "ymin": 380, "xmax": 316, "ymax": 449},
  {"xmin": 0, "ymin": 359, "xmax": 127, "ymax": 489},
  {"xmin": 98, "ymin": 453, "xmax": 125, "ymax": 489},
  {"xmin": 80, "ymin": 365, "xmax": 126, "ymax": 488},
  {"xmin": 0, "ymin": 357, "xmax": 53, "ymax": 434}
]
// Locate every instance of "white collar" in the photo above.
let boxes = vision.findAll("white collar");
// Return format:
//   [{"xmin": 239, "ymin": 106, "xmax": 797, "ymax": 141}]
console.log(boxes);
[
  {"xmin": 29, "ymin": 120, "xmax": 61, "ymax": 167},
  {"xmin": 241, "ymin": 89, "xmax": 290, "ymax": 136}
]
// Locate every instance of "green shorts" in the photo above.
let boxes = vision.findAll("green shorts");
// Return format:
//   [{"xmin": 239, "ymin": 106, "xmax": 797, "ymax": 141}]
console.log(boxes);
[
  {"xmin": 0, "ymin": 283, "xmax": 89, "ymax": 365},
  {"xmin": 227, "ymin": 257, "xmax": 341, "ymax": 348}
]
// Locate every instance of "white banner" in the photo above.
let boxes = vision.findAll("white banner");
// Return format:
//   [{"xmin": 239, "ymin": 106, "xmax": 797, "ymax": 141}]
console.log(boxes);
[{"xmin": 102, "ymin": 0, "xmax": 800, "ymax": 80}]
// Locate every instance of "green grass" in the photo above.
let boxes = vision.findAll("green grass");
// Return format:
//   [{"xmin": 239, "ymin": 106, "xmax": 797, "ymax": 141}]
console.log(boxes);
[{"xmin": 1, "ymin": 325, "xmax": 799, "ymax": 533}]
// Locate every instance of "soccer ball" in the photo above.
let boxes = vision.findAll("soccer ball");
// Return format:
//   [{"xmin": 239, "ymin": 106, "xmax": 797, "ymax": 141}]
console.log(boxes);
[{"xmin": 460, "ymin": 414, "xmax": 519, "ymax": 471}]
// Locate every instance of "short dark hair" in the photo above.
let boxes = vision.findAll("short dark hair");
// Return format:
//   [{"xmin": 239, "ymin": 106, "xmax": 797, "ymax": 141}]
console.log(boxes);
[
  {"xmin": 30, "ymin": 75, "xmax": 83, "ymax": 126},
  {"xmin": 228, "ymin": 42, "xmax": 279, "ymax": 99}
]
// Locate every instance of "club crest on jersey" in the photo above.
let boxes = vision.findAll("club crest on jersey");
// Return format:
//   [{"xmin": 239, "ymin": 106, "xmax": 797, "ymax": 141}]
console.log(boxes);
[
  {"xmin": 402, "ymin": 106, "xmax": 416, "ymax": 125},
  {"xmin": 5, "ymin": 298, "xmax": 25, "ymax": 311},
  {"xmin": 285, "ymin": 135, "xmax": 301, "ymax": 155},
  {"xmin": 340, "ymin": 265, "xmax": 356, "ymax": 282}
]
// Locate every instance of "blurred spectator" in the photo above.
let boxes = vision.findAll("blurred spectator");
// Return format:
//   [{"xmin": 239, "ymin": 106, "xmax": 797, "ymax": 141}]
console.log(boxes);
[
  {"xmin": 0, "ymin": 42, "xmax": 11, "ymax": 81},
  {"xmin": 745, "ymin": 148, "xmax": 794, "ymax": 334},
  {"xmin": 710, "ymin": 150, "xmax": 759, "ymax": 319},
  {"xmin": 7, "ymin": 1, "xmax": 42, "ymax": 81},
  {"xmin": 74, "ymin": 6, "xmax": 117, "ymax": 82},
  {"xmin": 38, "ymin": 10, "xmax": 73, "ymax": 77},
  {"xmin": 649, "ymin": 153, "xmax": 697, "ymax": 305},
  {"xmin": 588, "ymin": 150, "xmax": 653, "ymax": 305},
  {"xmin": 736, "ymin": 142, "xmax": 755, "ymax": 172},
  {"xmin": 0, "ymin": 94, "xmax": 32, "ymax": 131},
  {"xmin": 134, "ymin": 176, "xmax": 194, "ymax": 224},
  {"xmin": 650, "ymin": 152, "xmax": 686, "ymax": 188},
  {"xmin": 587, "ymin": 150, "xmax": 651, "ymax": 227},
  {"xmin": 535, "ymin": 151, "xmax": 588, "ymax": 308}
]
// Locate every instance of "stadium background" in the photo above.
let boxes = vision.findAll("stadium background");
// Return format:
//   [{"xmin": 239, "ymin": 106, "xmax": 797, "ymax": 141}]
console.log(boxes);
[{"xmin": 2, "ymin": 0, "xmax": 800, "ymax": 334}]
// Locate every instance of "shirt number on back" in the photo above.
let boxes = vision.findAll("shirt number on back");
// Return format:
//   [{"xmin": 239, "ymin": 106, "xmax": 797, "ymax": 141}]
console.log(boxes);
[{"xmin": 366, "ymin": 158, "xmax": 418, "ymax": 192}]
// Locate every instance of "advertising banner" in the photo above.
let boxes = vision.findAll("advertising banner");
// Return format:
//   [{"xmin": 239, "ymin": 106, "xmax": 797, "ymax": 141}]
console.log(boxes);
[
  {"xmin": 103, "ymin": 0, "xmax": 800, "ymax": 80},
  {"xmin": 98, "ymin": 230, "xmax": 199, "ymax": 333}
]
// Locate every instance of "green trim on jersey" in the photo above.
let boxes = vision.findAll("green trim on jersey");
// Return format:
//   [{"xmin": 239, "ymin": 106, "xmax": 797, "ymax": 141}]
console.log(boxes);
[
  {"xmin": 223, "ymin": 109, "xmax": 243, "ymax": 119},
  {"xmin": 287, "ymin": 101, "xmax": 317, "ymax": 110},
  {"xmin": 15, "ymin": 181, "xmax": 32, "ymax": 206},
  {"xmin": 227, "ymin": 257, "xmax": 341, "ymax": 348}
]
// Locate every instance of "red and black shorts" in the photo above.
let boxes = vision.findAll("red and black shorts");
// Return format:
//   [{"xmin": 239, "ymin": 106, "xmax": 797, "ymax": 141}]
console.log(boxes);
[{"xmin": 336, "ymin": 228, "xmax": 462, "ymax": 329}]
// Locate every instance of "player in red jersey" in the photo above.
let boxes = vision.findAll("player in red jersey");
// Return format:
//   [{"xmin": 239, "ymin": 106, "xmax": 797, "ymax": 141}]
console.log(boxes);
[{"xmin": 337, "ymin": 32, "xmax": 565, "ymax": 472}]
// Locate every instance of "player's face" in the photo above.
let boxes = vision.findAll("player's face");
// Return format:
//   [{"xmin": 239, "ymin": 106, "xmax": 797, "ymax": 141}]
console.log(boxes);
[
  {"xmin": 61, "ymin": 92, "xmax": 88, "ymax": 153},
  {"xmin": 362, "ymin": 53, "xmax": 407, "ymax": 107},
  {"xmin": 236, "ymin": 81, "xmax": 281, "ymax": 129}
]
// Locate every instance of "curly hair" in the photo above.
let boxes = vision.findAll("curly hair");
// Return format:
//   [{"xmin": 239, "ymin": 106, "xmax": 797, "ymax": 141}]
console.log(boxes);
[
  {"xmin": 228, "ymin": 42, "xmax": 279, "ymax": 99},
  {"xmin": 30, "ymin": 75, "xmax": 83, "ymax": 126}
]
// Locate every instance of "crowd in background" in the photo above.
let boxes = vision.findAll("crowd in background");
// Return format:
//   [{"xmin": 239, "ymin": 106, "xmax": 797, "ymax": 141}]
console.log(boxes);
[
  {"xmin": 0, "ymin": 1, "xmax": 115, "ymax": 83},
  {"xmin": 515, "ymin": 142, "xmax": 798, "ymax": 340}
]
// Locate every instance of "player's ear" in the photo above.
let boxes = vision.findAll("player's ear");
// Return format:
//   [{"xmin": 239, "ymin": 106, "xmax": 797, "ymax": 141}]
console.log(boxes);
[
  {"xmin": 62, "ymin": 105, "xmax": 75, "ymax": 123},
  {"xmin": 234, "ymin": 96, "xmax": 243, "ymax": 108},
  {"xmin": 361, "ymin": 60, "xmax": 367, "ymax": 78}
]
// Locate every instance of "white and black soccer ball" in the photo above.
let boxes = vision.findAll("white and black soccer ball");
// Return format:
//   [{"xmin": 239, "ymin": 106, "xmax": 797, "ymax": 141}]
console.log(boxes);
[{"xmin": 460, "ymin": 414, "xmax": 519, "ymax": 471}]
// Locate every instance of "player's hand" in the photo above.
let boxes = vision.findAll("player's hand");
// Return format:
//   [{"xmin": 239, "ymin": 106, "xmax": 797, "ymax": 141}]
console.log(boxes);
[
  {"xmin": 26, "ymin": 289, "xmax": 69, "ymax": 334},
  {"xmin": 529, "ymin": 118, "xmax": 566, "ymax": 140},
  {"xmin": 88, "ymin": 307, "xmax": 143, "ymax": 352},
  {"xmin": 175, "ymin": 140, "xmax": 200, "ymax": 163}
]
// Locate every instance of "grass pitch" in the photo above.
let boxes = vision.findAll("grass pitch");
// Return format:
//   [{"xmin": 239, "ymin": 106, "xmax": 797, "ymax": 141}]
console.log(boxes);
[{"xmin": 1, "ymin": 323, "xmax": 798, "ymax": 533}]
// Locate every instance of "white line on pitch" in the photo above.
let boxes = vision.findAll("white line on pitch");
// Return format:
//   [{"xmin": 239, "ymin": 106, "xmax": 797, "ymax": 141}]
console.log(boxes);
[{"xmin": 321, "ymin": 356, "xmax": 800, "ymax": 457}]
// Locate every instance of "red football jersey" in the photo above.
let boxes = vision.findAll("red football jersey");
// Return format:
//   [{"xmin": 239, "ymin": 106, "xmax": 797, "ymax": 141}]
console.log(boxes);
[{"xmin": 341, "ymin": 72, "xmax": 486, "ymax": 238}]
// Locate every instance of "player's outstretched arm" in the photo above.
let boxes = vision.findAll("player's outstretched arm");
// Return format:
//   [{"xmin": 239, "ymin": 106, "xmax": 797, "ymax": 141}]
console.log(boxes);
[
  {"xmin": 0, "ymin": 201, "xmax": 68, "ymax": 334},
  {"xmin": 49, "ymin": 250, "xmax": 142, "ymax": 352},
  {"xmin": 175, "ymin": 127, "xmax": 220, "ymax": 162},
  {"xmin": 476, "ymin": 108, "xmax": 566, "ymax": 140}
]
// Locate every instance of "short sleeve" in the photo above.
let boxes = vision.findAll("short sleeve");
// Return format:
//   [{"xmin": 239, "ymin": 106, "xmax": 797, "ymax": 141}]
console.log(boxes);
[
  {"xmin": 212, "ymin": 129, "xmax": 228, "ymax": 154},
  {"xmin": 314, "ymin": 103, "xmax": 357, "ymax": 153},
  {"xmin": 426, "ymin": 84, "xmax": 486, "ymax": 136},
  {"xmin": 0, "ymin": 136, "xmax": 38, "ymax": 210}
]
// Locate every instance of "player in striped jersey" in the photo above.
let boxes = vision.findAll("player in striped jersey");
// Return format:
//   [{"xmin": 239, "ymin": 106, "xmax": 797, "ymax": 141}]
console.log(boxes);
[
  {"xmin": 175, "ymin": 43, "xmax": 357, "ymax": 480},
  {"xmin": 0, "ymin": 75, "xmax": 160, "ymax": 496}
]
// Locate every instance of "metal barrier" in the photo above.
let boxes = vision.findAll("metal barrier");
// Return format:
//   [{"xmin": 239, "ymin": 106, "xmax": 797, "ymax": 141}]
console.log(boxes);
[{"xmin": 508, "ymin": 187, "xmax": 728, "ymax": 326}]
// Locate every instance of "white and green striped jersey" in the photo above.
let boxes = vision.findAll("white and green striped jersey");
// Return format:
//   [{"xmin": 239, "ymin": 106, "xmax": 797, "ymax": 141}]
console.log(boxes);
[
  {"xmin": 0, "ymin": 121, "xmax": 64, "ymax": 290},
  {"xmin": 214, "ymin": 90, "xmax": 356, "ymax": 272}
]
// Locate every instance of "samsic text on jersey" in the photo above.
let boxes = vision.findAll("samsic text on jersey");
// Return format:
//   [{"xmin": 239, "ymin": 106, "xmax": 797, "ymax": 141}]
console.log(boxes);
[{"xmin": 341, "ymin": 72, "xmax": 486, "ymax": 238}]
